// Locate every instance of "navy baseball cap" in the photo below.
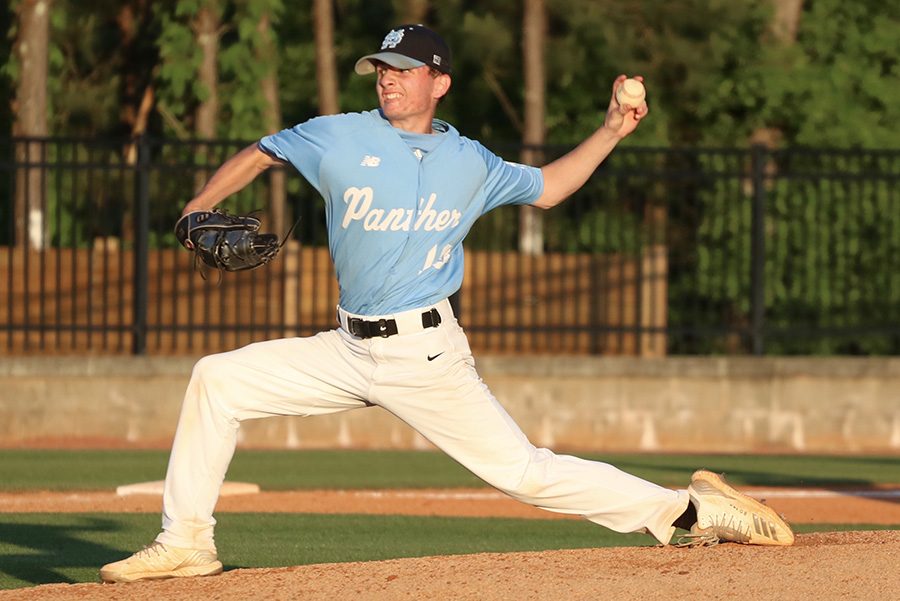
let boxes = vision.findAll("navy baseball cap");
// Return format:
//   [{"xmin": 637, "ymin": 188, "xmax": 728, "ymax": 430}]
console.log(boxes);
[{"xmin": 355, "ymin": 24, "xmax": 452, "ymax": 75}]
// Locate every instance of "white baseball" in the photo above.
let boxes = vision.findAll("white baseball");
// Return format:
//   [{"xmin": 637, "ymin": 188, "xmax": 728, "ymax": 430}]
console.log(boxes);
[{"xmin": 616, "ymin": 78, "xmax": 645, "ymax": 109}]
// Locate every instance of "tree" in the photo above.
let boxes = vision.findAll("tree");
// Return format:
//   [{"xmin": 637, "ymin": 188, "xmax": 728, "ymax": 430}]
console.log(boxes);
[
  {"xmin": 771, "ymin": 0, "xmax": 803, "ymax": 43},
  {"xmin": 748, "ymin": 0, "xmax": 804, "ymax": 149},
  {"xmin": 5, "ymin": 1, "xmax": 898, "ymax": 149},
  {"xmin": 11, "ymin": 0, "xmax": 51, "ymax": 249},
  {"xmin": 117, "ymin": 2, "xmax": 155, "ymax": 132},
  {"xmin": 314, "ymin": 0, "xmax": 339, "ymax": 115},
  {"xmin": 519, "ymin": 0, "xmax": 545, "ymax": 255},
  {"xmin": 254, "ymin": 1, "xmax": 286, "ymax": 234},
  {"xmin": 217, "ymin": 0, "xmax": 285, "ymax": 139},
  {"xmin": 118, "ymin": 1, "xmax": 159, "ymax": 163},
  {"xmin": 190, "ymin": 1, "xmax": 222, "ymax": 197},
  {"xmin": 156, "ymin": 3, "xmax": 202, "ymax": 138},
  {"xmin": 193, "ymin": 1, "xmax": 222, "ymax": 140},
  {"xmin": 255, "ymin": 4, "xmax": 281, "ymax": 135},
  {"xmin": 394, "ymin": 0, "xmax": 428, "ymax": 23}
]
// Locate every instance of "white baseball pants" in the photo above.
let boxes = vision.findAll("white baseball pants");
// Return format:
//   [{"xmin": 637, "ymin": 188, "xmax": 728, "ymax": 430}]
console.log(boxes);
[{"xmin": 155, "ymin": 299, "xmax": 689, "ymax": 551}]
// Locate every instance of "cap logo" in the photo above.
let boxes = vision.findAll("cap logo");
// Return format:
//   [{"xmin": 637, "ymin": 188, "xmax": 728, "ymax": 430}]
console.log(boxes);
[
  {"xmin": 381, "ymin": 29, "xmax": 404, "ymax": 49},
  {"xmin": 432, "ymin": 55, "xmax": 442, "ymax": 66}
]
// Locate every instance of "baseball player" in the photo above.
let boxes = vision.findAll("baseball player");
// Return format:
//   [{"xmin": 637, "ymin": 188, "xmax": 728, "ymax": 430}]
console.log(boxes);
[{"xmin": 100, "ymin": 24, "xmax": 793, "ymax": 583}]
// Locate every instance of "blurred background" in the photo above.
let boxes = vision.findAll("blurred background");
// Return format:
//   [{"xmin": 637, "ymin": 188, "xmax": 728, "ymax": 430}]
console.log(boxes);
[{"xmin": 1, "ymin": 0, "xmax": 898, "ymax": 358}]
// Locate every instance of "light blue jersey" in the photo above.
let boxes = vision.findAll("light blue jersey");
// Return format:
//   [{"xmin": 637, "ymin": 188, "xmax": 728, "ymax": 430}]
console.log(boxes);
[{"xmin": 258, "ymin": 109, "xmax": 543, "ymax": 315}]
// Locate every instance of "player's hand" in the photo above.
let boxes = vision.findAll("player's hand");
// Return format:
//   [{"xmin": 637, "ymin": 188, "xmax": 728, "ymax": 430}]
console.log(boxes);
[{"xmin": 603, "ymin": 74, "xmax": 648, "ymax": 139}]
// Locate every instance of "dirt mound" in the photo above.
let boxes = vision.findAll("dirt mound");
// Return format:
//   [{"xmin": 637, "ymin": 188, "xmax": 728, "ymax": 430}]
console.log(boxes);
[{"xmin": 4, "ymin": 531, "xmax": 897, "ymax": 601}]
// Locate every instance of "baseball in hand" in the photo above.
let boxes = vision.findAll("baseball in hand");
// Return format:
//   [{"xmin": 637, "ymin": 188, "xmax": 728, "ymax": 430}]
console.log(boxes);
[{"xmin": 616, "ymin": 78, "xmax": 646, "ymax": 110}]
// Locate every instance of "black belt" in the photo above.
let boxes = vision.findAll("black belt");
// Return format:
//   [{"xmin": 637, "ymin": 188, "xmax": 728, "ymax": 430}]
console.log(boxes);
[{"xmin": 346, "ymin": 307, "xmax": 442, "ymax": 339}]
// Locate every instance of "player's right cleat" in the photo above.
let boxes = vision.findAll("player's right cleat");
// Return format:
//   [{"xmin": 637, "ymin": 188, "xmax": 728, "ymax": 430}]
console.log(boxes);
[
  {"xmin": 99, "ymin": 541, "xmax": 223, "ymax": 583},
  {"xmin": 679, "ymin": 469, "xmax": 795, "ymax": 547}
]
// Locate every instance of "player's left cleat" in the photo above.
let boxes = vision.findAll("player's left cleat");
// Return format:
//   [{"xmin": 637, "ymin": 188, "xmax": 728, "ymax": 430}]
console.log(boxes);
[
  {"xmin": 678, "ymin": 469, "xmax": 794, "ymax": 547},
  {"xmin": 100, "ymin": 541, "xmax": 223, "ymax": 583}
]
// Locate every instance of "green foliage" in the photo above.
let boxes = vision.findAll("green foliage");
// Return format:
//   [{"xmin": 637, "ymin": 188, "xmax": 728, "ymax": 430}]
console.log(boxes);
[
  {"xmin": 273, "ymin": 14, "xmax": 317, "ymax": 125},
  {"xmin": 671, "ymin": 149, "xmax": 900, "ymax": 354},
  {"xmin": 5, "ymin": 1, "xmax": 161, "ymax": 136},
  {"xmin": 554, "ymin": 0, "xmax": 772, "ymax": 146},
  {"xmin": 760, "ymin": 162, "xmax": 900, "ymax": 354},
  {"xmin": 434, "ymin": 4, "xmax": 523, "ymax": 139},
  {"xmin": 153, "ymin": 0, "xmax": 285, "ymax": 139},
  {"xmin": 0, "ymin": 1, "xmax": 16, "ymax": 89},
  {"xmin": 218, "ymin": 0, "xmax": 284, "ymax": 138},
  {"xmin": 156, "ymin": 6, "xmax": 202, "ymax": 130},
  {"xmin": 780, "ymin": 0, "xmax": 900, "ymax": 147},
  {"xmin": 2, "ymin": 0, "xmax": 898, "ymax": 146}
]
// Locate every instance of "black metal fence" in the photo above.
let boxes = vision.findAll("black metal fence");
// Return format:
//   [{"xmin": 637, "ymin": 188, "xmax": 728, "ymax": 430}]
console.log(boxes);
[{"xmin": 2, "ymin": 136, "xmax": 898, "ymax": 356}]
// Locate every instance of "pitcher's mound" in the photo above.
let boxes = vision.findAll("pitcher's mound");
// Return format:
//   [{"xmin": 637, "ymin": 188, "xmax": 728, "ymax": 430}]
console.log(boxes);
[{"xmin": 10, "ymin": 531, "xmax": 899, "ymax": 601}]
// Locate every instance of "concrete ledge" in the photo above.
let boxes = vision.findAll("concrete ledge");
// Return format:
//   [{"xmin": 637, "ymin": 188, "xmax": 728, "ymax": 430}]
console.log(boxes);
[
  {"xmin": 0, "ymin": 356, "xmax": 196, "ymax": 377},
  {"xmin": 476, "ymin": 356, "xmax": 900, "ymax": 378},
  {"xmin": 1, "ymin": 356, "xmax": 898, "ymax": 453}
]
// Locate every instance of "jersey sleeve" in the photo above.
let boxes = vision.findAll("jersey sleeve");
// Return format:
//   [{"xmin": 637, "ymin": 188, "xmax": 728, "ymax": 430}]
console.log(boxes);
[
  {"xmin": 258, "ymin": 115, "xmax": 342, "ymax": 192},
  {"xmin": 473, "ymin": 142, "xmax": 545, "ymax": 214}
]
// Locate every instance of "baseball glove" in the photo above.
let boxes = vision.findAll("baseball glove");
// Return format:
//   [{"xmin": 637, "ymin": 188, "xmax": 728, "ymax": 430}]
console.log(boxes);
[{"xmin": 174, "ymin": 209, "xmax": 281, "ymax": 275}]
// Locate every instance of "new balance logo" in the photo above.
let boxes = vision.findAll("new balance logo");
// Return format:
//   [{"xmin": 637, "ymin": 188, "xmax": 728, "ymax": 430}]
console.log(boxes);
[{"xmin": 360, "ymin": 155, "xmax": 381, "ymax": 167}]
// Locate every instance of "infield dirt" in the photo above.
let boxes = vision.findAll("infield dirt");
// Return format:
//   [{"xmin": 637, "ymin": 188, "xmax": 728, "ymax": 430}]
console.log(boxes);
[
  {"xmin": 1, "ymin": 487, "xmax": 898, "ymax": 600},
  {"xmin": 1, "ymin": 531, "xmax": 897, "ymax": 601}
]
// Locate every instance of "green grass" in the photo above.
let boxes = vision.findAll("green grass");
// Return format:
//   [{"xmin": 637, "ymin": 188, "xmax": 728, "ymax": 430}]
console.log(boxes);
[
  {"xmin": 0, "ymin": 513, "xmax": 895, "ymax": 590},
  {"xmin": 1, "ymin": 450, "xmax": 898, "ymax": 590},
  {"xmin": 1, "ymin": 449, "xmax": 898, "ymax": 492},
  {"xmin": 0, "ymin": 513, "xmax": 647, "ymax": 589}
]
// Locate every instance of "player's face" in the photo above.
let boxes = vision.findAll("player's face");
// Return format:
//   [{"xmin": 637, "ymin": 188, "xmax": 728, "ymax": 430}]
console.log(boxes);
[{"xmin": 374, "ymin": 62, "xmax": 450, "ymax": 134}]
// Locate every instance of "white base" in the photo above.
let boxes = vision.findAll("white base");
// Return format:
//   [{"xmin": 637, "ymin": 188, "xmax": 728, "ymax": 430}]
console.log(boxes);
[{"xmin": 116, "ymin": 480, "xmax": 260, "ymax": 497}]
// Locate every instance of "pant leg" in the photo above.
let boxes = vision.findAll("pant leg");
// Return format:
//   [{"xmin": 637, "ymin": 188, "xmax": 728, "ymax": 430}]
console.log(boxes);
[
  {"xmin": 368, "ymin": 320, "xmax": 689, "ymax": 545},
  {"xmin": 156, "ymin": 331, "xmax": 371, "ymax": 550}
]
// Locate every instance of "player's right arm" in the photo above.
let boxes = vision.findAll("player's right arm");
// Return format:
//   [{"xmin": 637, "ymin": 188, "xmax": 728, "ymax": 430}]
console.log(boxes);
[{"xmin": 181, "ymin": 144, "xmax": 282, "ymax": 216}]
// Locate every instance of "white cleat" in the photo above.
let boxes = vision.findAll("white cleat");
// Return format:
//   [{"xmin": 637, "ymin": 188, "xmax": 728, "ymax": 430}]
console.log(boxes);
[
  {"xmin": 100, "ymin": 541, "xmax": 223, "ymax": 583},
  {"xmin": 679, "ymin": 469, "xmax": 795, "ymax": 547}
]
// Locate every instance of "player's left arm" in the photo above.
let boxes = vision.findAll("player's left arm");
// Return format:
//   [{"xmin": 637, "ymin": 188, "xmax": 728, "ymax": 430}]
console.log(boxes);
[{"xmin": 532, "ymin": 75, "xmax": 647, "ymax": 210}]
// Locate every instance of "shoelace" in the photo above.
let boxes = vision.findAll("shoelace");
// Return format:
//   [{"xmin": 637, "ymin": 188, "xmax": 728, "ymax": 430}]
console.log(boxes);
[
  {"xmin": 674, "ymin": 531, "xmax": 720, "ymax": 548},
  {"xmin": 676, "ymin": 511, "xmax": 755, "ymax": 547},
  {"xmin": 135, "ymin": 542, "xmax": 167, "ymax": 559}
]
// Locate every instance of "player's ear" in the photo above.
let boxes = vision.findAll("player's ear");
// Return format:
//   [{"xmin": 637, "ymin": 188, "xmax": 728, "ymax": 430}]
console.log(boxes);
[{"xmin": 433, "ymin": 74, "xmax": 451, "ymax": 101}]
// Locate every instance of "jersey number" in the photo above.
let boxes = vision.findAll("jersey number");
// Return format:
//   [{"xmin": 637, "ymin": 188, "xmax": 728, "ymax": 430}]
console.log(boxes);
[{"xmin": 421, "ymin": 244, "xmax": 453, "ymax": 272}]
